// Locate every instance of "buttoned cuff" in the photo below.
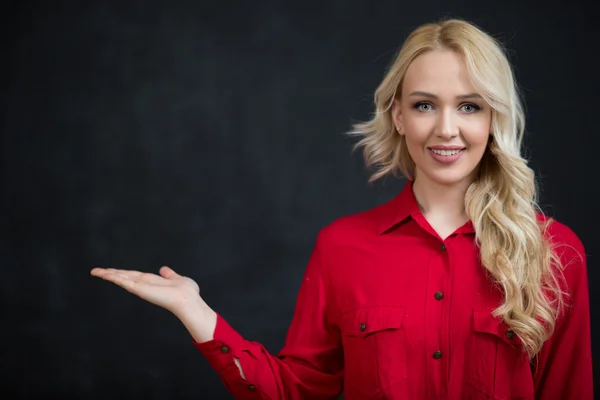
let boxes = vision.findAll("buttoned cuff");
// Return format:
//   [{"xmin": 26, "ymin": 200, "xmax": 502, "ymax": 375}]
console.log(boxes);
[
  {"xmin": 193, "ymin": 314, "xmax": 262, "ymax": 397},
  {"xmin": 193, "ymin": 313, "xmax": 249, "ymax": 370}
]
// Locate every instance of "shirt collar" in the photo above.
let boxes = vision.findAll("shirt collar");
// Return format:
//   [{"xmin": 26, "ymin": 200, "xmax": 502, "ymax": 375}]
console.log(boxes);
[{"xmin": 378, "ymin": 180, "xmax": 475, "ymax": 235}]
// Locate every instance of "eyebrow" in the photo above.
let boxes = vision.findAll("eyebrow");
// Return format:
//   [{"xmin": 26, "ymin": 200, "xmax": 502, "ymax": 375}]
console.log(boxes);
[{"xmin": 408, "ymin": 91, "xmax": 483, "ymax": 100}]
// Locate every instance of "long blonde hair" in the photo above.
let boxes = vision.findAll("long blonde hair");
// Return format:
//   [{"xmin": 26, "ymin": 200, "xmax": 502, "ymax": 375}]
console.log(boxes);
[{"xmin": 347, "ymin": 18, "xmax": 568, "ymax": 359}]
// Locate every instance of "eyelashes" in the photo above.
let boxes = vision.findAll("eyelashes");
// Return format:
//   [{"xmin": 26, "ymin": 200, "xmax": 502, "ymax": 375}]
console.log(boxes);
[{"xmin": 413, "ymin": 101, "xmax": 482, "ymax": 113}]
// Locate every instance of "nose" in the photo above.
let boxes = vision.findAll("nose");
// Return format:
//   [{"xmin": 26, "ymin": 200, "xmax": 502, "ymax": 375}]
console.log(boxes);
[{"xmin": 436, "ymin": 108, "xmax": 459, "ymax": 138}]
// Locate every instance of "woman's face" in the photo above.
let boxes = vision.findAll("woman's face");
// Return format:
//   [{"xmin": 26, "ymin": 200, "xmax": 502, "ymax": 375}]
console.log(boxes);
[{"xmin": 392, "ymin": 49, "xmax": 492, "ymax": 187}]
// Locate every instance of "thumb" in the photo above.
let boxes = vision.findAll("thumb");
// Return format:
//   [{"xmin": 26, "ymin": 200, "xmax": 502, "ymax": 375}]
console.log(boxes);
[{"xmin": 159, "ymin": 266, "xmax": 180, "ymax": 279}]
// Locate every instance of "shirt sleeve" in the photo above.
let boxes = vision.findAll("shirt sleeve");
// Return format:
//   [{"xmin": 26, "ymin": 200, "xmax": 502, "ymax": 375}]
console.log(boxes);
[
  {"xmin": 532, "ymin": 225, "xmax": 594, "ymax": 399},
  {"xmin": 193, "ymin": 232, "xmax": 343, "ymax": 399}
]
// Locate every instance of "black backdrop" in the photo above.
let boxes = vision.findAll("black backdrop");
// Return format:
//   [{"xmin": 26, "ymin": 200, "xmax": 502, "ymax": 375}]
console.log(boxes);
[{"xmin": 2, "ymin": 1, "xmax": 598, "ymax": 399}]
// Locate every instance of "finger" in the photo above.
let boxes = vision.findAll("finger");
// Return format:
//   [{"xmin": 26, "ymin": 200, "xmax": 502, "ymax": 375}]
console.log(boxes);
[
  {"xmin": 97, "ymin": 268, "xmax": 119, "ymax": 273},
  {"xmin": 109, "ymin": 269, "xmax": 145, "ymax": 279},
  {"xmin": 91, "ymin": 268, "xmax": 135, "ymax": 280},
  {"xmin": 92, "ymin": 268, "xmax": 142, "ymax": 278},
  {"xmin": 91, "ymin": 267, "xmax": 116, "ymax": 275},
  {"xmin": 98, "ymin": 272, "xmax": 138, "ymax": 293},
  {"xmin": 91, "ymin": 268, "xmax": 113, "ymax": 277},
  {"xmin": 101, "ymin": 269, "xmax": 169, "ymax": 286},
  {"xmin": 159, "ymin": 266, "xmax": 181, "ymax": 279},
  {"xmin": 91, "ymin": 267, "xmax": 129, "ymax": 276}
]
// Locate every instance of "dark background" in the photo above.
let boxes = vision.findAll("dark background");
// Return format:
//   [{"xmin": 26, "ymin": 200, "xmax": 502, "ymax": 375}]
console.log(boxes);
[{"xmin": 2, "ymin": 1, "xmax": 598, "ymax": 399}]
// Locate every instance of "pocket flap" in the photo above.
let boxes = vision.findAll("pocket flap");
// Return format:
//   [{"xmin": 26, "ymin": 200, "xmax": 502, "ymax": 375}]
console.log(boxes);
[
  {"xmin": 342, "ymin": 305, "xmax": 406, "ymax": 338},
  {"xmin": 473, "ymin": 309, "xmax": 521, "ymax": 345}
]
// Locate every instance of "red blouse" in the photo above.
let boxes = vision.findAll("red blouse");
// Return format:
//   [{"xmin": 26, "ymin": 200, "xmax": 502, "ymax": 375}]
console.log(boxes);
[{"xmin": 195, "ymin": 181, "xmax": 593, "ymax": 399}]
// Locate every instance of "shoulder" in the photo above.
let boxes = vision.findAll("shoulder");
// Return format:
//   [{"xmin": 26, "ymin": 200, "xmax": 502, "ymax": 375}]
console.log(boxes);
[
  {"xmin": 537, "ymin": 212, "xmax": 586, "ymax": 264},
  {"xmin": 315, "ymin": 198, "xmax": 395, "ymax": 247},
  {"xmin": 536, "ymin": 213, "xmax": 588, "ymax": 296}
]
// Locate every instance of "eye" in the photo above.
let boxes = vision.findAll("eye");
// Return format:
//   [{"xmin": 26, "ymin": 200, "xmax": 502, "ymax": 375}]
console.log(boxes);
[
  {"xmin": 460, "ymin": 103, "xmax": 481, "ymax": 113},
  {"xmin": 414, "ymin": 102, "xmax": 434, "ymax": 112}
]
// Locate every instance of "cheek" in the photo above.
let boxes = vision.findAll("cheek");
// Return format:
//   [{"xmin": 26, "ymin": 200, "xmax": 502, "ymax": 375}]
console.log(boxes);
[
  {"xmin": 402, "ymin": 119, "xmax": 431, "ymax": 143},
  {"xmin": 464, "ymin": 120, "xmax": 492, "ymax": 147},
  {"xmin": 403, "ymin": 134, "xmax": 428, "ymax": 165},
  {"xmin": 466, "ymin": 132, "xmax": 490, "ymax": 149}
]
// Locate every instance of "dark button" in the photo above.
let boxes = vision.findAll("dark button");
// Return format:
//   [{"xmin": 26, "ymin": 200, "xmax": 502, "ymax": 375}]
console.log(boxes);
[
  {"xmin": 248, "ymin": 385, "xmax": 256, "ymax": 391},
  {"xmin": 359, "ymin": 323, "xmax": 367, "ymax": 331},
  {"xmin": 506, "ymin": 331, "xmax": 515, "ymax": 340},
  {"xmin": 440, "ymin": 243, "xmax": 447, "ymax": 251},
  {"xmin": 433, "ymin": 350, "xmax": 443, "ymax": 359},
  {"xmin": 220, "ymin": 345, "xmax": 229, "ymax": 354},
  {"xmin": 434, "ymin": 292, "xmax": 444, "ymax": 300}
]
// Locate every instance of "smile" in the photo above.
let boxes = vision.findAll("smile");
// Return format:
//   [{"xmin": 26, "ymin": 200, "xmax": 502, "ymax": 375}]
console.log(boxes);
[
  {"xmin": 429, "ymin": 148, "xmax": 464, "ymax": 156},
  {"xmin": 427, "ymin": 148, "xmax": 466, "ymax": 164}
]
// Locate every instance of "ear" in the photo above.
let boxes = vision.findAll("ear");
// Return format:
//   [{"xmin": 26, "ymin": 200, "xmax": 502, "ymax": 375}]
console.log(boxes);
[{"xmin": 391, "ymin": 99, "xmax": 404, "ymax": 136}]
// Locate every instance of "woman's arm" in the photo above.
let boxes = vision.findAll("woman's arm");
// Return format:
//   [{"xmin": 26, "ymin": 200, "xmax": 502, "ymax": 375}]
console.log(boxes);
[
  {"xmin": 92, "ymin": 232, "xmax": 343, "ymax": 400},
  {"xmin": 188, "ymin": 235, "xmax": 343, "ymax": 399},
  {"xmin": 531, "ymin": 224, "xmax": 593, "ymax": 399}
]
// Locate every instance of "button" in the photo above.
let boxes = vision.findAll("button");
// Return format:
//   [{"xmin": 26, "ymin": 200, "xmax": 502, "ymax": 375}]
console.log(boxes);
[
  {"xmin": 434, "ymin": 292, "xmax": 444, "ymax": 300},
  {"xmin": 248, "ymin": 385, "xmax": 256, "ymax": 391},
  {"xmin": 220, "ymin": 345, "xmax": 229, "ymax": 353},
  {"xmin": 433, "ymin": 350, "xmax": 443, "ymax": 359},
  {"xmin": 506, "ymin": 331, "xmax": 515, "ymax": 339},
  {"xmin": 440, "ymin": 243, "xmax": 447, "ymax": 251},
  {"xmin": 359, "ymin": 323, "xmax": 367, "ymax": 331}
]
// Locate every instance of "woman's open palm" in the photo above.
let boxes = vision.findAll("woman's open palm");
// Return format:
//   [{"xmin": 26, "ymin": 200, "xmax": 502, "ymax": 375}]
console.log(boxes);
[{"xmin": 90, "ymin": 266, "xmax": 201, "ymax": 316}]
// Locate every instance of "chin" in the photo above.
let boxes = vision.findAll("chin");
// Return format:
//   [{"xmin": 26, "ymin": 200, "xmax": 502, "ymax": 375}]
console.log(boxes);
[{"xmin": 423, "ymin": 169, "xmax": 476, "ymax": 187}]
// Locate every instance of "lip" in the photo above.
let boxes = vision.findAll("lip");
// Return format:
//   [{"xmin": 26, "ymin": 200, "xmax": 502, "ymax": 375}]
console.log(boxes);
[
  {"xmin": 428, "ymin": 145, "xmax": 466, "ymax": 150},
  {"xmin": 428, "ymin": 147, "xmax": 465, "ymax": 164}
]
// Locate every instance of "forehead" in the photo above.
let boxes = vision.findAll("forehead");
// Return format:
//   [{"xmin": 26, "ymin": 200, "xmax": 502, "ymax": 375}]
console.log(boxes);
[{"xmin": 402, "ymin": 49, "xmax": 476, "ymax": 95}]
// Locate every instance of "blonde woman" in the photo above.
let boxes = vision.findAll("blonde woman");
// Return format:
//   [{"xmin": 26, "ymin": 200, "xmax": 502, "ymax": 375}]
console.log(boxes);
[{"xmin": 91, "ymin": 19, "xmax": 593, "ymax": 399}]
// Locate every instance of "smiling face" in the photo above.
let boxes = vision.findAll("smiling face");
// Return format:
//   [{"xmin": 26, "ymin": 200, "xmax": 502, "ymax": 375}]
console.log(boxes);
[{"xmin": 391, "ymin": 49, "xmax": 492, "ymax": 187}]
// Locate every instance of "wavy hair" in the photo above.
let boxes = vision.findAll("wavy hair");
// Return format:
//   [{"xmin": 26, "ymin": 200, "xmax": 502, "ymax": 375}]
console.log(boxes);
[{"xmin": 347, "ymin": 18, "xmax": 569, "ymax": 359}]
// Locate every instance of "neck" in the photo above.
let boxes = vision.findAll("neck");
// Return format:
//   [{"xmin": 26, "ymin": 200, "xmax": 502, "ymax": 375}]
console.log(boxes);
[{"xmin": 411, "ymin": 175, "xmax": 473, "ymax": 220}]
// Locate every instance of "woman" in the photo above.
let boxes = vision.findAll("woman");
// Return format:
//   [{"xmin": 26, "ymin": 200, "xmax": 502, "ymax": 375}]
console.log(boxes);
[{"xmin": 91, "ymin": 19, "xmax": 593, "ymax": 399}]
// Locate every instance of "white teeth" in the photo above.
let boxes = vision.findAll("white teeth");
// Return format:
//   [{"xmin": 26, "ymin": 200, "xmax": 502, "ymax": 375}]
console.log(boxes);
[{"xmin": 431, "ymin": 149, "xmax": 463, "ymax": 156}]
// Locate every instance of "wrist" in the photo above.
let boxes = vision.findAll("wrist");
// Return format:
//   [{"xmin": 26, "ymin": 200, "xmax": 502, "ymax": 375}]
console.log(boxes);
[{"xmin": 177, "ymin": 298, "xmax": 217, "ymax": 343}]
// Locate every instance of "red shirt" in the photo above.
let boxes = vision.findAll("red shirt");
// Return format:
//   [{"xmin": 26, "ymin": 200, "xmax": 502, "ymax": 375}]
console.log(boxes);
[{"xmin": 195, "ymin": 181, "xmax": 593, "ymax": 399}]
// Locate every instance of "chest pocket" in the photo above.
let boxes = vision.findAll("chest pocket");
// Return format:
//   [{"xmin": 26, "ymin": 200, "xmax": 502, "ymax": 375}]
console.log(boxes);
[
  {"xmin": 464, "ymin": 309, "xmax": 535, "ymax": 400},
  {"xmin": 341, "ymin": 305, "xmax": 408, "ymax": 399}
]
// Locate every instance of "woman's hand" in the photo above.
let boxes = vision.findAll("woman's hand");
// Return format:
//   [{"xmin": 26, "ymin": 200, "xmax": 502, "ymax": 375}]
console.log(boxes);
[
  {"xmin": 91, "ymin": 265, "xmax": 217, "ymax": 342},
  {"xmin": 91, "ymin": 266, "xmax": 202, "ymax": 318}
]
